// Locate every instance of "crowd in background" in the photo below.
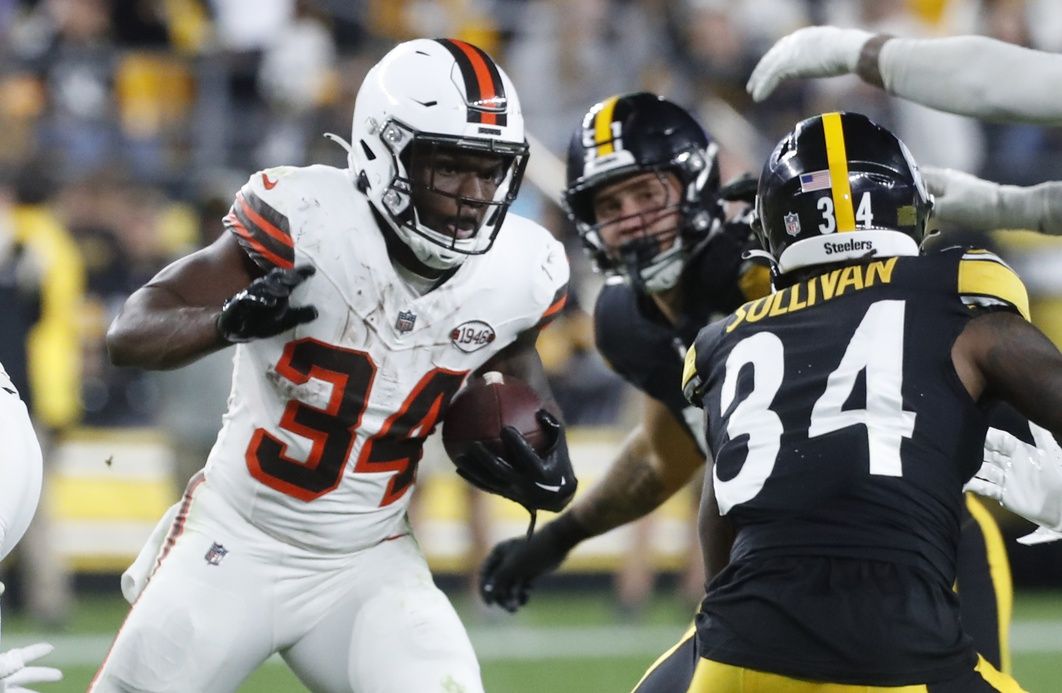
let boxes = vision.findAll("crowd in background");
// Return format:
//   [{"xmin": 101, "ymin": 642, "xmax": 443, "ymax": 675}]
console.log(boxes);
[{"xmin": 3, "ymin": 0, "xmax": 1062, "ymax": 625}]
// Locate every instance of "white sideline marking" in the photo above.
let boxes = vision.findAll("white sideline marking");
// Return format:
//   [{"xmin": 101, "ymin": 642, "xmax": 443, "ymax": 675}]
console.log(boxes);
[{"xmin": 4, "ymin": 622, "xmax": 1061, "ymax": 667}]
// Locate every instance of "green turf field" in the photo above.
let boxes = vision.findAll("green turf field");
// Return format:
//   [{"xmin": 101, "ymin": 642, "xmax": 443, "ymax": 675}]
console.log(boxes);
[{"xmin": 5, "ymin": 589, "xmax": 1060, "ymax": 692}]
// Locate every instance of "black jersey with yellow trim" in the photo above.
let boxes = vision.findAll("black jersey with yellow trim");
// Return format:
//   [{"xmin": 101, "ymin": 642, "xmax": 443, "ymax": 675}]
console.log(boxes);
[
  {"xmin": 594, "ymin": 220, "xmax": 765, "ymax": 439},
  {"xmin": 681, "ymin": 246, "xmax": 1029, "ymax": 685}
]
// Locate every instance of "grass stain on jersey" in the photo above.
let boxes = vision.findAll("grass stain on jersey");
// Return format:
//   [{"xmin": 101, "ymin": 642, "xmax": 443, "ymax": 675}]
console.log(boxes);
[{"xmin": 727, "ymin": 257, "xmax": 898, "ymax": 333}]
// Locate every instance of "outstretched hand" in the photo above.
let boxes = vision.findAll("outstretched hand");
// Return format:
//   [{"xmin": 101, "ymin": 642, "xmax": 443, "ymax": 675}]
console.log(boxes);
[
  {"xmin": 746, "ymin": 26, "xmax": 872, "ymax": 102},
  {"xmin": 966, "ymin": 423, "xmax": 1062, "ymax": 533},
  {"xmin": 479, "ymin": 514, "xmax": 588, "ymax": 612},
  {"xmin": 0, "ymin": 643, "xmax": 62, "ymax": 693}
]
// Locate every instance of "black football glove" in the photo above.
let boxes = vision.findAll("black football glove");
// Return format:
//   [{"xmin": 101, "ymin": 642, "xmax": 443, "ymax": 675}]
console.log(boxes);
[
  {"xmin": 217, "ymin": 266, "xmax": 318, "ymax": 343},
  {"xmin": 719, "ymin": 173, "xmax": 758, "ymax": 204},
  {"xmin": 479, "ymin": 513, "xmax": 590, "ymax": 612},
  {"xmin": 454, "ymin": 410, "xmax": 577, "ymax": 514}
]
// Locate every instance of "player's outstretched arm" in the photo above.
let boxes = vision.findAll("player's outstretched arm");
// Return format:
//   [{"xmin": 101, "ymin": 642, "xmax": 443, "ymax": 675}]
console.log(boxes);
[
  {"xmin": 749, "ymin": 28, "xmax": 1062, "ymax": 125},
  {"xmin": 107, "ymin": 233, "xmax": 316, "ymax": 370},
  {"xmin": 107, "ymin": 233, "xmax": 256, "ymax": 370},
  {"xmin": 954, "ymin": 311, "xmax": 1062, "ymax": 439},
  {"xmin": 479, "ymin": 395, "xmax": 704, "ymax": 611},
  {"xmin": 924, "ymin": 167, "xmax": 1062, "ymax": 235}
]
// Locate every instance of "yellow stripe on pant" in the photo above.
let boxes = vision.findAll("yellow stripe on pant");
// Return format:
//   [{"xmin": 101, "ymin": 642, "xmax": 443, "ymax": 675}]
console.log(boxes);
[{"xmin": 687, "ymin": 659, "xmax": 927, "ymax": 692}]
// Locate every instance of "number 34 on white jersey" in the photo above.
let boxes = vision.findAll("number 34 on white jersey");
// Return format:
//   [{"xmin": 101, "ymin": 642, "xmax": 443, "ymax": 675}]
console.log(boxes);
[{"xmin": 206, "ymin": 164, "xmax": 568, "ymax": 552}]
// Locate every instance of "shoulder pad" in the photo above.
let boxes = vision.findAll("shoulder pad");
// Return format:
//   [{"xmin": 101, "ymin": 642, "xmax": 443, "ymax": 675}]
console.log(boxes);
[
  {"xmin": 957, "ymin": 249, "xmax": 1030, "ymax": 321},
  {"xmin": 222, "ymin": 167, "xmax": 299, "ymax": 272},
  {"xmin": 681, "ymin": 342, "xmax": 702, "ymax": 406},
  {"xmin": 499, "ymin": 215, "xmax": 570, "ymax": 328},
  {"xmin": 738, "ymin": 262, "xmax": 772, "ymax": 301}
]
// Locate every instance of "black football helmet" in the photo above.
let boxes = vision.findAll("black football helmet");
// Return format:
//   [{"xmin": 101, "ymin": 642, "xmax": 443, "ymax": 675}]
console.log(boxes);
[
  {"xmin": 755, "ymin": 111, "xmax": 932, "ymax": 278},
  {"xmin": 562, "ymin": 92, "xmax": 721, "ymax": 292}
]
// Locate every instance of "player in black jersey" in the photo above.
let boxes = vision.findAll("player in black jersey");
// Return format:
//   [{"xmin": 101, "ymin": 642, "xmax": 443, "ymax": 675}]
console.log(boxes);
[
  {"xmin": 477, "ymin": 93, "xmax": 764, "ymax": 608},
  {"xmin": 670, "ymin": 111, "xmax": 1062, "ymax": 691},
  {"xmin": 479, "ymin": 92, "xmax": 1019, "ymax": 677}
]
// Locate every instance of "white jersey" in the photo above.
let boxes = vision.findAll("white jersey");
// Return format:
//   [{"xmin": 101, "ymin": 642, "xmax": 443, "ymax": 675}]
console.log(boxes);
[{"xmin": 208, "ymin": 164, "xmax": 569, "ymax": 552}]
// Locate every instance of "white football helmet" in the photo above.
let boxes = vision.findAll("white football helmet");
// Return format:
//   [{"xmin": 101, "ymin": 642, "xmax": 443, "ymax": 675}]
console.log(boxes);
[{"xmin": 349, "ymin": 38, "xmax": 529, "ymax": 270}]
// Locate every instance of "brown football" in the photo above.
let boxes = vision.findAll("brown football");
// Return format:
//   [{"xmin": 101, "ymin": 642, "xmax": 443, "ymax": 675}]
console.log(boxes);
[{"xmin": 442, "ymin": 372, "xmax": 552, "ymax": 461}]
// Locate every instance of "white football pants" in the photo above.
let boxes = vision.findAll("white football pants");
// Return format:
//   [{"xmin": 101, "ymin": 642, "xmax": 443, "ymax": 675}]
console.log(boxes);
[{"xmin": 90, "ymin": 474, "xmax": 483, "ymax": 693}]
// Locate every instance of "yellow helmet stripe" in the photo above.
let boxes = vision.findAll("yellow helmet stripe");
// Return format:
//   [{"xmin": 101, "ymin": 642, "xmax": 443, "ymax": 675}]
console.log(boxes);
[
  {"xmin": 593, "ymin": 96, "xmax": 620, "ymax": 156},
  {"xmin": 822, "ymin": 112, "xmax": 856, "ymax": 232}
]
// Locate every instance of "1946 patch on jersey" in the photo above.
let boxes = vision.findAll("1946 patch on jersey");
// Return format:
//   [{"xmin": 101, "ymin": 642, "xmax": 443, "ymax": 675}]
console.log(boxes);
[{"xmin": 450, "ymin": 320, "xmax": 496, "ymax": 352}]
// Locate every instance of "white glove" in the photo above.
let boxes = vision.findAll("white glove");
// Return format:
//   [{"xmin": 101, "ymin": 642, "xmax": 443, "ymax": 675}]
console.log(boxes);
[
  {"xmin": 923, "ymin": 166, "xmax": 1062, "ymax": 235},
  {"xmin": 1016, "ymin": 526, "xmax": 1062, "ymax": 545},
  {"xmin": 0, "ymin": 643, "xmax": 62, "ymax": 692},
  {"xmin": 923, "ymin": 166, "xmax": 1006, "ymax": 231},
  {"xmin": 965, "ymin": 423, "xmax": 1062, "ymax": 532},
  {"xmin": 747, "ymin": 26, "xmax": 873, "ymax": 102}
]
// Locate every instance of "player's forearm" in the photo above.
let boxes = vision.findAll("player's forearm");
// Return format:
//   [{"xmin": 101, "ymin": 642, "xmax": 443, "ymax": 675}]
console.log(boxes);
[
  {"xmin": 569, "ymin": 435, "xmax": 688, "ymax": 537},
  {"xmin": 924, "ymin": 167, "xmax": 1062, "ymax": 235},
  {"xmin": 107, "ymin": 285, "xmax": 229, "ymax": 370},
  {"xmin": 871, "ymin": 36, "xmax": 1062, "ymax": 124},
  {"xmin": 978, "ymin": 313, "xmax": 1062, "ymax": 439}
]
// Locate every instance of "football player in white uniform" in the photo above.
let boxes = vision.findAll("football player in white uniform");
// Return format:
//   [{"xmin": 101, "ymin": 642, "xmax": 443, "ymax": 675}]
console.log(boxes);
[
  {"xmin": 0, "ymin": 363, "xmax": 62, "ymax": 692},
  {"xmin": 93, "ymin": 38, "xmax": 577, "ymax": 693}
]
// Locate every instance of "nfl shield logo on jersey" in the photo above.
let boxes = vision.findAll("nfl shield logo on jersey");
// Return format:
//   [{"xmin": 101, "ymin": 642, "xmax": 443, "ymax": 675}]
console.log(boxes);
[
  {"xmin": 204, "ymin": 542, "xmax": 228, "ymax": 566},
  {"xmin": 395, "ymin": 310, "xmax": 417, "ymax": 333},
  {"xmin": 784, "ymin": 212, "xmax": 802, "ymax": 237}
]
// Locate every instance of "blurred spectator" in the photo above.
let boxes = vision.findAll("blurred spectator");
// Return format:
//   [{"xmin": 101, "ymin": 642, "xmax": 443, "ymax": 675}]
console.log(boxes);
[
  {"xmin": 60, "ymin": 173, "xmax": 167, "ymax": 426},
  {"xmin": 505, "ymin": 0, "xmax": 660, "ymax": 153},
  {"xmin": 0, "ymin": 164, "xmax": 83, "ymax": 627},
  {"xmin": 255, "ymin": 0, "xmax": 338, "ymax": 166},
  {"xmin": 151, "ymin": 179, "xmax": 237, "ymax": 487}
]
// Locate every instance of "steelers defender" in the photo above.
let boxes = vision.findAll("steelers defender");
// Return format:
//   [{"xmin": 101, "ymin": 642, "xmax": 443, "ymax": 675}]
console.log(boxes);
[
  {"xmin": 480, "ymin": 94, "xmax": 1018, "ymax": 678},
  {"xmin": 663, "ymin": 112, "xmax": 1061, "ymax": 691},
  {"xmin": 480, "ymin": 92, "xmax": 765, "ymax": 611}
]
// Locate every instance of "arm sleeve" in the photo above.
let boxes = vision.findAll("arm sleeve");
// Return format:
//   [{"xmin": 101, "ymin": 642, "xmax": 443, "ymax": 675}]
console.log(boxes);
[
  {"xmin": 924, "ymin": 167, "xmax": 1062, "ymax": 235},
  {"xmin": 880, "ymin": 36, "xmax": 1062, "ymax": 124}
]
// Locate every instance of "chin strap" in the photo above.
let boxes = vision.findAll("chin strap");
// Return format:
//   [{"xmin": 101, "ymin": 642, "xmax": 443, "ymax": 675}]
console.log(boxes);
[
  {"xmin": 742, "ymin": 248, "xmax": 781, "ymax": 288},
  {"xmin": 524, "ymin": 508, "xmax": 538, "ymax": 540},
  {"xmin": 324, "ymin": 132, "xmax": 353, "ymax": 155},
  {"xmin": 742, "ymin": 248, "xmax": 778, "ymax": 270}
]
